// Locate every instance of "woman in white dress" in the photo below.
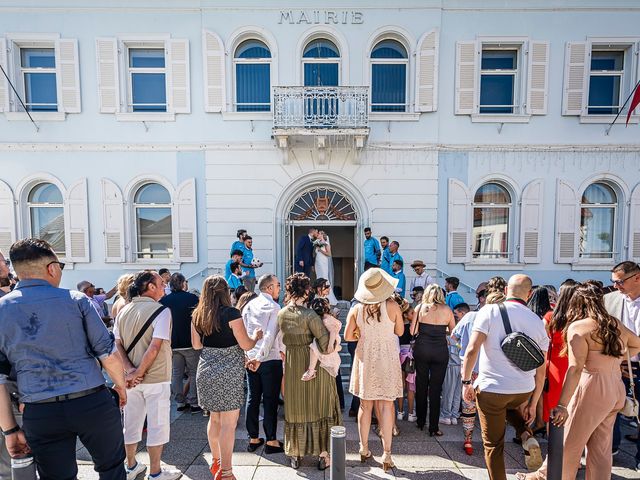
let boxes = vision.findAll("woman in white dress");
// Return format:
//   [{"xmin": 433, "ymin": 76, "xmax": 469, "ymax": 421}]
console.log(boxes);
[{"xmin": 314, "ymin": 231, "xmax": 339, "ymax": 305}]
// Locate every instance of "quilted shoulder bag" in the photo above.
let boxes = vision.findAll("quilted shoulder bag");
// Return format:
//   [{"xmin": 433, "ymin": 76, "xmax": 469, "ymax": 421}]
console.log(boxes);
[
  {"xmin": 619, "ymin": 350, "xmax": 639, "ymax": 420},
  {"xmin": 498, "ymin": 303, "xmax": 545, "ymax": 372},
  {"xmin": 403, "ymin": 308, "xmax": 425, "ymax": 374}
]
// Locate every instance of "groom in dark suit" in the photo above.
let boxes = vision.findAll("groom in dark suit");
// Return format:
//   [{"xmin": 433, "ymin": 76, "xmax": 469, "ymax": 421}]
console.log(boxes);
[{"xmin": 295, "ymin": 227, "xmax": 318, "ymax": 277}]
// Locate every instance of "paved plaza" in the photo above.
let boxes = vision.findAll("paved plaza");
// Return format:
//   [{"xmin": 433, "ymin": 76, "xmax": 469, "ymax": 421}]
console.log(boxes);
[{"xmin": 75, "ymin": 395, "xmax": 640, "ymax": 479}]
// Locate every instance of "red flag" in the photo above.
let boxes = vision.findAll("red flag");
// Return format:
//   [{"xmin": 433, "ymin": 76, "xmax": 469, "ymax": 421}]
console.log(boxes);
[{"xmin": 626, "ymin": 82, "xmax": 640, "ymax": 126}]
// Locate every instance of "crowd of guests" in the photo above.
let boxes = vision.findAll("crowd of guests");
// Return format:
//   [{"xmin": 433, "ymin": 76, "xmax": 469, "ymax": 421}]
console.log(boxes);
[{"xmin": 1, "ymin": 237, "xmax": 640, "ymax": 480}]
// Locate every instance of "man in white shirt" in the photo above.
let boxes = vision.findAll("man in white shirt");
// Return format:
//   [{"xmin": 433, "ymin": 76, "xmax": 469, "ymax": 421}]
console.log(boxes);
[
  {"xmin": 243, "ymin": 274, "xmax": 284, "ymax": 454},
  {"xmin": 607, "ymin": 261, "xmax": 640, "ymax": 466},
  {"xmin": 408, "ymin": 260, "xmax": 435, "ymax": 293},
  {"xmin": 461, "ymin": 274, "xmax": 549, "ymax": 480}
]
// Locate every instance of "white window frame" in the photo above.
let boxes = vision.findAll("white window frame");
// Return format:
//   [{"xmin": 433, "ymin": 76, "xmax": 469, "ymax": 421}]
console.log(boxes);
[
  {"xmin": 295, "ymin": 27, "xmax": 349, "ymax": 86},
  {"xmin": 301, "ymin": 38, "xmax": 341, "ymax": 87},
  {"xmin": 369, "ymin": 36, "xmax": 410, "ymax": 114},
  {"xmin": 26, "ymin": 182, "xmax": 66, "ymax": 255},
  {"xmin": 126, "ymin": 43, "xmax": 167, "ymax": 113},
  {"xmin": 19, "ymin": 46, "xmax": 57, "ymax": 112},
  {"xmin": 232, "ymin": 39, "xmax": 272, "ymax": 113},
  {"xmin": 578, "ymin": 182, "xmax": 618, "ymax": 262},
  {"xmin": 471, "ymin": 181, "xmax": 514, "ymax": 263},
  {"xmin": 132, "ymin": 182, "xmax": 174, "ymax": 261},
  {"xmin": 471, "ymin": 37, "xmax": 531, "ymax": 123}
]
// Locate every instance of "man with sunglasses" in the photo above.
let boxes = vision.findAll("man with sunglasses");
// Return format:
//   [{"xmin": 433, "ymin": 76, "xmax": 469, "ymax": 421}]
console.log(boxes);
[{"xmin": 607, "ymin": 261, "xmax": 640, "ymax": 469}]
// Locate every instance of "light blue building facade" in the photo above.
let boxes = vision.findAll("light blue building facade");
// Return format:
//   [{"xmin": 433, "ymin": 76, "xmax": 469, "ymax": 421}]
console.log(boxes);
[{"xmin": 0, "ymin": 0, "xmax": 639, "ymax": 300}]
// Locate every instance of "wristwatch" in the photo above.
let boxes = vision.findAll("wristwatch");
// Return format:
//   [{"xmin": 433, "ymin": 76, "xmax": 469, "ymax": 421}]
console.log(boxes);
[
  {"xmin": 462, "ymin": 379, "xmax": 473, "ymax": 385},
  {"xmin": 1, "ymin": 425, "xmax": 20, "ymax": 437}
]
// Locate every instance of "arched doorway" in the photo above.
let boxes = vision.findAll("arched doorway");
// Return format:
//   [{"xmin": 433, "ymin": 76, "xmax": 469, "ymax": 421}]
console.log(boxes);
[{"xmin": 278, "ymin": 181, "xmax": 366, "ymax": 301}]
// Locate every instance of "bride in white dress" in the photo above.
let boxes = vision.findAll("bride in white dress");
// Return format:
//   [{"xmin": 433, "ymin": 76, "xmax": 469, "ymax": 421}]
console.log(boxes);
[{"xmin": 314, "ymin": 231, "xmax": 339, "ymax": 305}]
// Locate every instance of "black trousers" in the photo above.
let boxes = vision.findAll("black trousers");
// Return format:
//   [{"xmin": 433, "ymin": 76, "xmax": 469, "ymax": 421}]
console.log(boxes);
[
  {"xmin": 246, "ymin": 359, "xmax": 283, "ymax": 441},
  {"xmin": 414, "ymin": 340, "xmax": 449, "ymax": 433},
  {"xmin": 23, "ymin": 387, "xmax": 125, "ymax": 480},
  {"xmin": 347, "ymin": 341, "xmax": 360, "ymax": 413},
  {"xmin": 335, "ymin": 372, "xmax": 345, "ymax": 409}
]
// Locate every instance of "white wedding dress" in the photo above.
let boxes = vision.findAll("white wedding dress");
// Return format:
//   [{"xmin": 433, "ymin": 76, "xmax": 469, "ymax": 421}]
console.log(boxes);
[{"xmin": 314, "ymin": 236, "xmax": 339, "ymax": 305}]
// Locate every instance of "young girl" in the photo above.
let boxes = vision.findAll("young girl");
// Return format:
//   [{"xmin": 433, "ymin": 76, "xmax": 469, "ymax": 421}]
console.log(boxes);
[{"xmin": 301, "ymin": 297, "xmax": 342, "ymax": 381}]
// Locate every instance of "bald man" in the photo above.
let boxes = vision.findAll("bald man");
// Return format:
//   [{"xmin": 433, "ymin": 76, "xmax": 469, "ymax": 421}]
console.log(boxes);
[{"xmin": 461, "ymin": 274, "xmax": 549, "ymax": 480}]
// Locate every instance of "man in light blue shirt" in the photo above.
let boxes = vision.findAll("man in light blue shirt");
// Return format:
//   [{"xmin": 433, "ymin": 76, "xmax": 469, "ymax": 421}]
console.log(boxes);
[
  {"xmin": 387, "ymin": 241, "xmax": 404, "ymax": 274},
  {"xmin": 225, "ymin": 249, "xmax": 244, "ymax": 280},
  {"xmin": 391, "ymin": 259, "xmax": 406, "ymax": 298},
  {"xmin": 230, "ymin": 229, "xmax": 248, "ymax": 256},
  {"xmin": 227, "ymin": 261, "xmax": 243, "ymax": 290},
  {"xmin": 241, "ymin": 236, "xmax": 262, "ymax": 292},
  {"xmin": 379, "ymin": 236, "xmax": 390, "ymax": 273},
  {"xmin": 363, "ymin": 227, "xmax": 381, "ymax": 270},
  {"xmin": 445, "ymin": 276, "xmax": 465, "ymax": 310}
]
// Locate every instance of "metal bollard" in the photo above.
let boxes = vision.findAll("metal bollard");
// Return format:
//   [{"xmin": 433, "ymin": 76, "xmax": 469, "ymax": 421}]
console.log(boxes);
[
  {"xmin": 330, "ymin": 426, "xmax": 346, "ymax": 480},
  {"xmin": 547, "ymin": 423, "xmax": 564, "ymax": 480}
]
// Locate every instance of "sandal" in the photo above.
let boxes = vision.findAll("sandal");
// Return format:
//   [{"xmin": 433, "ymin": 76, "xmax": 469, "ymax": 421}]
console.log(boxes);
[
  {"xmin": 382, "ymin": 451, "xmax": 395, "ymax": 473},
  {"xmin": 220, "ymin": 469, "xmax": 236, "ymax": 479},
  {"xmin": 515, "ymin": 472, "xmax": 544, "ymax": 480},
  {"xmin": 523, "ymin": 436, "xmax": 543, "ymax": 471},
  {"xmin": 463, "ymin": 440, "xmax": 473, "ymax": 456},
  {"xmin": 301, "ymin": 369, "xmax": 317, "ymax": 381},
  {"xmin": 429, "ymin": 430, "xmax": 444, "ymax": 437},
  {"xmin": 289, "ymin": 456, "xmax": 300, "ymax": 469},
  {"xmin": 209, "ymin": 458, "xmax": 220, "ymax": 477},
  {"xmin": 359, "ymin": 444, "xmax": 372, "ymax": 463},
  {"xmin": 318, "ymin": 452, "xmax": 330, "ymax": 470},
  {"xmin": 393, "ymin": 425, "xmax": 400, "ymax": 437}
]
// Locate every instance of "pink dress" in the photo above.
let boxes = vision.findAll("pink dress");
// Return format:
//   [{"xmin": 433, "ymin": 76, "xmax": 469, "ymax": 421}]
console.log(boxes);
[{"xmin": 309, "ymin": 314, "xmax": 342, "ymax": 377}]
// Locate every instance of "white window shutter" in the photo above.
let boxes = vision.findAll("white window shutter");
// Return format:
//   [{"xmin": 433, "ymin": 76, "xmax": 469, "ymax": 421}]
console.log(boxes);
[
  {"xmin": 455, "ymin": 41, "xmax": 478, "ymax": 115},
  {"xmin": 526, "ymin": 41, "xmax": 549, "ymax": 115},
  {"xmin": 64, "ymin": 178, "xmax": 90, "ymax": 262},
  {"xmin": 202, "ymin": 30, "xmax": 226, "ymax": 113},
  {"xmin": 448, "ymin": 178, "xmax": 471, "ymax": 263},
  {"xmin": 101, "ymin": 178, "xmax": 125, "ymax": 263},
  {"xmin": 554, "ymin": 180, "xmax": 579, "ymax": 263},
  {"xmin": 0, "ymin": 38, "xmax": 8, "ymax": 112},
  {"xmin": 629, "ymin": 184, "xmax": 640, "ymax": 262},
  {"xmin": 55, "ymin": 38, "xmax": 81, "ymax": 113},
  {"xmin": 519, "ymin": 179, "xmax": 543, "ymax": 264},
  {"xmin": 95, "ymin": 37, "xmax": 120, "ymax": 113},
  {"xmin": 167, "ymin": 39, "xmax": 190, "ymax": 114},
  {"xmin": 174, "ymin": 178, "xmax": 197, "ymax": 262},
  {"xmin": 0, "ymin": 180, "xmax": 16, "ymax": 255},
  {"xmin": 415, "ymin": 29, "xmax": 439, "ymax": 112},
  {"xmin": 562, "ymin": 42, "xmax": 588, "ymax": 116}
]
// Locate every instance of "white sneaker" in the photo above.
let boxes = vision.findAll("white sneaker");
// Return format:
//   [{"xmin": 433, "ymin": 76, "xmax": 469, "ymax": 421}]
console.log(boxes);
[
  {"xmin": 440, "ymin": 417, "xmax": 451, "ymax": 425},
  {"xmin": 147, "ymin": 469, "xmax": 182, "ymax": 480},
  {"xmin": 125, "ymin": 462, "xmax": 147, "ymax": 480},
  {"xmin": 396, "ymin": 411, "xmax": 404, "ymax": 421},
  {"xmin": 451, "ymin": 418, "xmax": 458, "ymax": 425},
  {"xmin": 407, "ymin": 413, "xmax": 417, "ymax": 422}
]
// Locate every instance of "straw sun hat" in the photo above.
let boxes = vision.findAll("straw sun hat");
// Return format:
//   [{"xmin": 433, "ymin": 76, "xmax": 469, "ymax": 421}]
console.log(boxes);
[{"xmin": 354, "ymin": 268, "xmax": 399, "ymax": 305}]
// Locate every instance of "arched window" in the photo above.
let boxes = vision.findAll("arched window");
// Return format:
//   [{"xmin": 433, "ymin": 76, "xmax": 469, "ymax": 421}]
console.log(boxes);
[
  {"xmin": 303, "ymin": 39, "xmax": 340, "ymax": 86},
  {"xmin": 27, "ymin": 182, "xmax": 65, "ymax": 254},
  {"xmin": 134, "ymin": 183, "xmax": 173, "ymax": 259},
  {"xmin": 580, "ymin": 182, "xmax": 617, "ymax": 259},
  {"xmin": 472, "ymin": 183, "xmax": 511, "ymax": 259},
  {"xmin": 370, "ymin": 39, "xmax": 408, "ymax": 112},
  {"xmin": 233, "ymin": 39, "xmax": 271, "ymax": 112}
]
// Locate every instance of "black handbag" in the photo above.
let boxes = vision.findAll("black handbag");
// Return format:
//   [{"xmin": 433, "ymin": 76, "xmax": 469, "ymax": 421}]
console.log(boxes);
[
  {"xmin": 498, "ymin": 303, "xmax": 545, "ymax": 372},
  {"xmin": 403, "ymin": 312, "xmax": 422, "ymax": 374}
]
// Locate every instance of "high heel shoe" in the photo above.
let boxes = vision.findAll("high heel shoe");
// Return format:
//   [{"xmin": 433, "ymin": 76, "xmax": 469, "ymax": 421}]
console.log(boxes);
[
  {"xmin": 381, "ymin": 451, "xmax": 395, "ymax": 473},
  {"xmin": 289, "ymin": 456, "xmax": 300, "ymax": 469},
  {"xmin": 209, "ymin": 458, "xmax": 220, "ymax": 477},
  {"xmin": 359, "ymin": 444, "xmax": 372, "ymax": 463}
]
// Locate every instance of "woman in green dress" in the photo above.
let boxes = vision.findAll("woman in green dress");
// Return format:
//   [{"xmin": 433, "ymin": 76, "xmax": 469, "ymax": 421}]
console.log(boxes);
[{"xmin": 278, "ymin": 273, "xmax": 343, "ymax": 470}]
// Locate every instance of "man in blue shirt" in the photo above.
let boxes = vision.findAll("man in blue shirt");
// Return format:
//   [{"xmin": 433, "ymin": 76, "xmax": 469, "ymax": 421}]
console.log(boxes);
[
  {"xmin": 387, "ymin": 241, "xmax": 404, "ymax": 274},
  {"xmin": 230, "ymin": 229, "xmax": 248, "ymax": 256},
  {"xmin": 363, "ymin": 227, "xmax": 381, "ymax": 270},
  {"xmin": 445, "ymin": 276, "xmax": 465, "ymax": 310},
  {"xmin": 225, "ymin": 249, "xmax": 244, "ymax": 280},
  {"xmin": 391, "ymin": 259, "xmax": 407, "ymax": 298},
  {"xmin": 227, "ymin": 261, "xmax": 244, "ymax": 290},
  {"xmin": 0, "ymin": 238, "xmax": 127, "ymax": 479},
  {"xmin": 379, "ymin": 236, "xmax": 390, "ymax": 273},
  {"xmin": 241, "ymin": 236, "xmax": 262, "ymax": 292}
]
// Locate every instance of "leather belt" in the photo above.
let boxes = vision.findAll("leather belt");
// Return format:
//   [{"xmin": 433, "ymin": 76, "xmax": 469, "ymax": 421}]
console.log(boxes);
[{"xmin": 30, "ymin": 385, "xmax": 106, "ymax": 404}]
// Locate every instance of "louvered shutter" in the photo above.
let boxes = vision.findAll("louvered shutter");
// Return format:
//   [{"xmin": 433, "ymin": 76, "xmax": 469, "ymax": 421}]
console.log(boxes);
[
  {"xmin": 526, "ymin": 41, "xmax": 549, "ymax": 115},
  {"xmin": 562, "ymin": 42, "xmax": 587, "ymax": 116},
  {"xmin": 629, "ymin": 184, "xmax": 640, "ymax": 262},
  {"xmin": 95, "ymin": 37, "xmax": 120, "ymax": 113},
  {"xmin": 167, "ymin": 39, "xmax": 190, "ymax": 114},
  {"xmin": 455, "ymin": 41, "xmax": 478, "ymax": 115},
  {"xmin": 448, "ymin": 179, "xmax": 471, "ymax": 263},
  {"xmin": 174, "ymin": 178, "xmax": 197, "ymax": 262},
  {"xmin": 203, "ymin": 30, "xmax": 225, "ymax": 113},
  {"xmin": 64, "ymin": 178, "xmax": 90, "ymax": 262},
  {"xmin": 55, "ymin": 38, "xmax": 81, "ymax": 113},
  {"xmin": 0, "ymin": 38, "xmax": 8, "ymax": 112},
  {"xmin": 554, "ymin": 180, "xmax": 579, "ymax": 263},
  {"xmin": 519, "ymin": 179, "xmax": 543, "ymax": 264},
  {"xmin": 415, "ymin": 29, "xmax": 439, "ymax": 112},
  {"xmin": 0, "ymin": 180, "xmax": 16, "ymax": 255},
  {"xmin": 101, "ymin": 178, "xmax": 125, "ymax": 263}
]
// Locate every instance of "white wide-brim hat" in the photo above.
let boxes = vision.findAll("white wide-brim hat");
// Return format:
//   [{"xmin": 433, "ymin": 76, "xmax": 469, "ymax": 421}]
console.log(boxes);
[{"xmin": 354, "ymin": 268, "xmax": 399, "ymax": 305}]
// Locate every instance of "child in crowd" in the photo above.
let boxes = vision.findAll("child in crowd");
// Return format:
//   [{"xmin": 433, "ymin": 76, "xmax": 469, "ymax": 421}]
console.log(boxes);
[
  {"xmin": 395, "ymin": 294, "xmax": 417, "ymax": 423},
  {"xmin": 301, "ymin": 297, "xmax": 342, "ymax": 381},
  {"xmin": 440, "ymin": 303, "xmax": 469, "ymax": 426}
]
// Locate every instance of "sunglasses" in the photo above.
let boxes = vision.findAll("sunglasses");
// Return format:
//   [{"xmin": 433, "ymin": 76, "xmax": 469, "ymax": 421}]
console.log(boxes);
[
  {"xmin": 612, "ymin": 273, "xmax": 639, "ymax": 287},
  {"xmin": 46, "ymin": 261, "xmax": 65, "ymax": 271}
]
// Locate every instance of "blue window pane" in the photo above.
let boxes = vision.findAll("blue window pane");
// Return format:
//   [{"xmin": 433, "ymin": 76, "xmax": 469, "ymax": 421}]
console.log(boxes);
[
  {"xmin": 588, "ymin": 76, "xmax": 620, "ymax": 114},
  {"xmin": 479, "ymin": 75, "xmax": 514, "ymax": 114},
  {"xmin": 303, "ymin": 40, "xmax": 339, "ymax": 59},
  {"xmin": 21, "ymin": 48, "xmax": 55, "ymax": 68},
  {"xmin": 236, "ymin": 63, "xmax": 270, "ymax": 111},
  {"xmin": 235, "ymin": 40, "xmax": 271, "ymax": 59},
  {"xmin": 591, "ymin": 51, "xmax": 624, "ymax": 71},
  {"xmin": 371, "ymin": 64, "xmax": 406, "ymax": 112},
  {"xmin": 131, "ymin": 73, "xmax": 166, "ymax": 111},
  {"xmin": 135, "ymin": 183, "xmax": 171, "ymax": 204},
  {"xmin": 481, "ymin": 50, "xmax": 517, "ymax": 70},
  {"xmin": 371, "ymin": 40, "xmax": 407, "ymax": 59},
  {"xmin": 129, "ymin": 49, "xmax": 165, "ymax": 68},
  {"xmin": 24, "ymin": 73, "xmax": 57, "ymax": 111},
  {"xmin": 304, "ymin": 63, "xmax": 338, "ymax": 86}
]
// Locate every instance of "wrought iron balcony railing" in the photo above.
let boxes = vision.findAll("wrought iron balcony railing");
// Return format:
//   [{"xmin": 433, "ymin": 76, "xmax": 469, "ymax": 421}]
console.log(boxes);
[{"xmin": 273, "ymin": 86, "xmax": 369, "ymax": 130}]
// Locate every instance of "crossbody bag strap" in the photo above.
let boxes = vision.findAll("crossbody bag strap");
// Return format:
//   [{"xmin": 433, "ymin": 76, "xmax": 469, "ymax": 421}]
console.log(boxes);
[
  {"xmin": 125, "ymin": 306, "xmax": 167, "ymax": 355},
  {"xmin": 498, "ymin": 303, "xmax": 513, "ymax": 335},
  {"xmin": 628, "ymin": 350, "xmax": 636, "ymax": 392}
]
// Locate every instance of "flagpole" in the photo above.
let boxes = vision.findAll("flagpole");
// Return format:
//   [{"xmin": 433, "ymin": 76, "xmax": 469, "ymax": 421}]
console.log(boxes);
[
  {"xmin": 605, "ymin": 79, "xmax": 640, "ymax": 136},
  {"xmin": 0, "ymin": 63, "xmax": 39, "ymax": 132}
]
